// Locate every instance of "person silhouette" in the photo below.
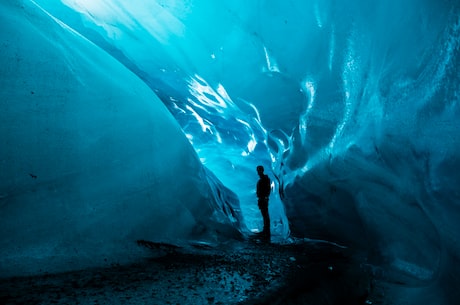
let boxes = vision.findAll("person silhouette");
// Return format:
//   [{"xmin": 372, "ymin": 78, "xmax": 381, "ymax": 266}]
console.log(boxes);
[{"xmin": 256, "ymin": 165, "xmax": 271, "ymax": 241}]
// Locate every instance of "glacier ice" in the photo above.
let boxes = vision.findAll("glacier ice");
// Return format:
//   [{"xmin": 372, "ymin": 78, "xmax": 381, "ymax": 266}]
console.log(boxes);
[
  {"xmin": 2, "ymin": 0, "xmax": 460, "ymax": 303},
  {"xmin": 0, "ymin": 1, "xmax": 241, "ymax": 277}
]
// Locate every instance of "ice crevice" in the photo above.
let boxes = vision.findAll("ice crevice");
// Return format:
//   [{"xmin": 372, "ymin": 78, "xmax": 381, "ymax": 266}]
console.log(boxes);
[{"xmin": 1, "ymin": 1, "xmax": 460, "ymax": 304}]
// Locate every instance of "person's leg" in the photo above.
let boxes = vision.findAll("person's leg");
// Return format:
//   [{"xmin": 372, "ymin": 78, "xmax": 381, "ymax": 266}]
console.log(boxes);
[{"xmin": 260, "ymin": 204, "xmax": 270, "ymax": 238}]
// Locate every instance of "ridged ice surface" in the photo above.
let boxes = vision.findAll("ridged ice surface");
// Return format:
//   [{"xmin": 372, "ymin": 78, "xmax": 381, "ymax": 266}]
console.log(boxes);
[{"xmin": 1, "ymin": 0, "xmax": 460, "ymax": 303}]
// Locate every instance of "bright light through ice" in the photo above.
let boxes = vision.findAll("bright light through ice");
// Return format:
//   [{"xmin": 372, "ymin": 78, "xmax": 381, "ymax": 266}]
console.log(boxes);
[
  {"xmin": 247, "ymin": 136, "xmax": 256, "ymax": 153},
  {"xmin": 62, "ymin": 0, "xmax": 186, "ymax": 43},
  {"xmin": 329, "ymin": 40, "xmax": 356, "ymax": 150},
  {"xmin": 263, "ymin": 46, "xmax": 280, "ymax": 73},
  {"xmin": 299, "ymin": 79, "xmax": 316, "ymax": 145},
  {"xmin": 186, "ymin": 103, "xmax": 211, "ymax": 133},
  {"xmin": 187, "ymin": 75, "xmax": 228, "ymax": 110},
  {"xmin": 314, "ymin": 1, "xmax": 323, "ymax": 28},
  {"xmin": 302, "ymin": 79, "xmax": 316, "ymax": 112},
  {"xmin": 186, "ymin": 133, "xmax": 194, "ymax": 143},
  {"xmin": 242, "ymin": 136, "xmax": 257, "ymax": 156},
  {"xmin": 62, "ymin": 0, "xmax": 107, "ymax": 16},
  {"xmin": 328, "ymin": 27, "xmax": 336, "ymax": 71},
  {"xmin": 216, "ymin": 83, "xmax": 233, "ymax": 105},
  {"xmin": 61, "ymin": 0, "xmax": 128, "ymax": 38},
  {"xmin": 235, "ymin": 118, "xmax": 257, "ymax": 156}
]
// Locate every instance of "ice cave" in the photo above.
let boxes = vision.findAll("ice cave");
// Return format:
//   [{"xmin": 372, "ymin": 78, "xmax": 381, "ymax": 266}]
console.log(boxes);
[{"xmin": 1, "ymin": 0, "xmax": 459, "ymax": 304}]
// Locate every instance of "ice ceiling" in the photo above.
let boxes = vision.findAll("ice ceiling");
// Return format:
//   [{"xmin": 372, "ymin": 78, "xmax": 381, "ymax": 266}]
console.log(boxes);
[{"xmin": 1, "ymin": 0, "xmax": 460, "ymax": 303}]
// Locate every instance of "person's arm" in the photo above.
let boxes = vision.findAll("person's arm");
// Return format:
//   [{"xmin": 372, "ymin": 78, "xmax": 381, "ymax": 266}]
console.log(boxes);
[{"xmin": 264, "ymin": 176, "xmax": 271, "ymax": 197}]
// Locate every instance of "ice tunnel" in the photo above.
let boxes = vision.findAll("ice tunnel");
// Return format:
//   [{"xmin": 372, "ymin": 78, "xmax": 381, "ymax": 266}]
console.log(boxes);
[{"xmin": 1, "ymin": 0, "xmax": 460, "ymax": 303}]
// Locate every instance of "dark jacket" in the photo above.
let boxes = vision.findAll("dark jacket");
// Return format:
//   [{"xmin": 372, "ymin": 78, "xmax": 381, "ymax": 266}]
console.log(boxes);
[{"xmin": 257, "ymin": 174, "xmax": 271, "ymax": 198}]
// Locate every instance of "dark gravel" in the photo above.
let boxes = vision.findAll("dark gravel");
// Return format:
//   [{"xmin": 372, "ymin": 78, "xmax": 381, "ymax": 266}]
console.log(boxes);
[{"xmin": 0, "ymin": 238, "xmax": 380, "ymax": 305}]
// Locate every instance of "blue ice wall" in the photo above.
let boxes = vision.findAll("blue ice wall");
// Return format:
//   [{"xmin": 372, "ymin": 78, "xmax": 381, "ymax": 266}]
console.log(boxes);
[
  {"xmin": 31, "ymin": 0, "xmax": 291, "ymax": 238},
  {"xmin": 0, "ymin": 1, "xmax": 242, "ymax": 277},
  {"xmin": 2, "ymin": 0, "xmax": 460, "ymax": 303}
]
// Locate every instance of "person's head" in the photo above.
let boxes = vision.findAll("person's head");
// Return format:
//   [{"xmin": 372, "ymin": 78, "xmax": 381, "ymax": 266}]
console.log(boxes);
[{"xmin": 257, "ymin": 165, "xmax": 264, "ymax": 176}]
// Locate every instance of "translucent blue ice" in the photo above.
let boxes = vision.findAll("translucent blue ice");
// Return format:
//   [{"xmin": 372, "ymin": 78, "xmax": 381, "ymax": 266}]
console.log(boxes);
[{"xmin": 1, "ymin": 0, "xmax": 460, "ymax": 303}]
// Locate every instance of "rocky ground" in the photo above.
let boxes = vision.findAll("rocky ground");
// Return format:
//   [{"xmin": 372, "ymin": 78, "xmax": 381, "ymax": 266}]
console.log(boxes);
[{"xmin": 0, "ymin": 238, "xmax": 387, "ymax": 305}]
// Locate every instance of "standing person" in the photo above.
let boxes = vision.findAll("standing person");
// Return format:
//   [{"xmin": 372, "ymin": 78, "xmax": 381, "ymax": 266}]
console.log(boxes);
[{"xmin": 256, "ymin": 165, "xmax": 271, "ymax": 241}]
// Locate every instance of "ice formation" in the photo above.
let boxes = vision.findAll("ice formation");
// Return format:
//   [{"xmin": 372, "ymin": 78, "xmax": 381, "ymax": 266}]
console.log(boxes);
[
  {"xmin": 1, "ymin": 0, "xmax": 460, "ymax": 303},
  {"xmin": 0, "ymin": 1, "xmax": 241, "ymax": 277}
]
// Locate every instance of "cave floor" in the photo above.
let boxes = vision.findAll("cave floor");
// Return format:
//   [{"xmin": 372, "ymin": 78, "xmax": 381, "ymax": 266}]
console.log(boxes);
[{"xmin": 0, "ymin": 238, "xmax": 387, "ymax": 305}]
